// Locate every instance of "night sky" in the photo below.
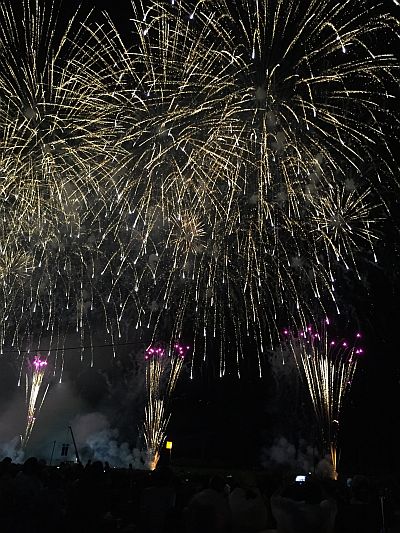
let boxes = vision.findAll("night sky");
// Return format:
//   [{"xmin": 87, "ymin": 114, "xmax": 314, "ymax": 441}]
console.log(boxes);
[{"xmin": 0, "ymin": 0, "xmax": 399, "ymax": 477}]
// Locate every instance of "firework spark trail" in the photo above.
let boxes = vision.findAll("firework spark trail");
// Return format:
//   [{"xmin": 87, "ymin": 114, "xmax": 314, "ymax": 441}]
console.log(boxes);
[
  {"xmin": 21, "ymin": 353, "xmax": 49, "ymax": 449},
  {"xmin": 0, "ymin": 0, "xmax": 142, "ymax": 368},
  {"xmin": 143, "ymin": 342, "xmax": 188, "ymax": 470},
  {"xmin": 112, "ymin": 0, "xmax": 399, "ymax": 374},
  {"xmin": 281, "ymin": 319, "xmax": 363, "ymax": 477},
  {"xmin": 0, "ymin": 0, "xmax": 398, "ymax": 375}
]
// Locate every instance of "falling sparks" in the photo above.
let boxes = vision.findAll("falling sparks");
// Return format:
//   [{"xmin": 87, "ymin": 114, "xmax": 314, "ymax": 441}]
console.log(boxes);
[
  {"xmin": 0, "ymin": 0, "xmax": 397, "ymax": 375},
  {"xmin": 281, "ymin": 319, "xmax": 363, "ymax": 478},
  {"xmin": 21, "ymin": 354, "xmax": 49, "ymax": 449}
]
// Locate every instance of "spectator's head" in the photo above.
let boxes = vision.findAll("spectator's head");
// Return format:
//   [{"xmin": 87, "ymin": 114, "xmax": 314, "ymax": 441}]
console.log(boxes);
[
  {"xmin": 184, "ymin": 492, "xmax": 230, "ymax": 533},
  {"xmin": 22, "ymin": 456, "xmax": 40, "ymax": 476},
  {"xmin": 0, "ymin": 456, "xmax": 13, "ymax": 475},
  {"xmin": 350, "ymin": 474, "xmax": 372, "ymax": 503},
  {"xmin": 208, "ymin": 474, "xmax": 227, "ymax": 493},
  {"xmin": 91, "ymin": 460, "xmax": 104, "ymax": 474}
]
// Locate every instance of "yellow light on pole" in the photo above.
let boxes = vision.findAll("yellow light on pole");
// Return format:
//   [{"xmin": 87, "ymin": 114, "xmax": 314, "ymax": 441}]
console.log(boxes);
[{"xmin": 166, "ymin": 440, "xmax": 173, "ymax": 463}]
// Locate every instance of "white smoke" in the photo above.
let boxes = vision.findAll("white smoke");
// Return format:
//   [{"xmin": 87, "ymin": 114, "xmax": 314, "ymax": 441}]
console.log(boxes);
[
  {"xmin": 0, "ymin": 436, "xmax": 25, "ymax": 463},
  {"xmin": 71, "ymin": 412, "xmax": 147, "ymax": 468},
  {"xmin": 261, "ymin": 436, "xmax": 315, "ymax": 473},
  {"xmin": 0, "ymin": 385, "xmax": 25, "ymax": 463},
  {"xmin": 315, "ymin": 455, "xmax": 336, "ymax": 480}
]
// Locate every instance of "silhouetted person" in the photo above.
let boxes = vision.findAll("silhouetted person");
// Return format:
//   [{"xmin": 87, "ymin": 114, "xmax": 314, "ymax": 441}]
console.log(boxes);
[
  {"xmin": 229, "ymin": 480, "xmax": 269, "ymax": 532},
  {"xmin": 335, "ymin": 474, "xmax": 382, "ymax": 533},
  {"xmin": 66, "ymin": 460, "xmax": 109, "ymax": 533},
  {"xmin": 183, "ymin": 474, "xmax": 232, "ymax": 533},
  {"xmin": 139, "ymin": 465, "xmax": 177, "ymax": 533},
  {"xmin": 0, "ymin": 457, "xmax": 16, "ymax": 532},
  {"xmin": 0, "ymin": 456, "xmax": 12, "ymax": 471},
  {"xmin": 13, "ymin": 457, "xmax": 44, "ymax": 533},
  {"xmin": 39, "ymin": 465, "xmax": 67, "ymax": 533},
  {"xmin": 271, "ymin": 475, "xmax": 337, "ymax": 533}
]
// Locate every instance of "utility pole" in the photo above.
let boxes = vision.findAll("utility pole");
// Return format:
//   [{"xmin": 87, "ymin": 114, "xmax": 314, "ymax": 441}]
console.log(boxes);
[
  {"xmin": 49, "ymin": 440, "xmax": 56, "ymax": 466},
  {"xmin": 68, "ymin": 425, "xmax": 81, "ymax": 465}
]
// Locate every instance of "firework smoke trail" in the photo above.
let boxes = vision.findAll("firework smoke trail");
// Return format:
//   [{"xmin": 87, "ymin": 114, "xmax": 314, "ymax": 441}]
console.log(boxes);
[
  {"xmin": 0, "ymin": 0, "xmax": 398, "ymax": 375},
  {"xmin": 281, "ymin": 319, "xmax": 363, "ymax": 477},
  {"xmin": 143, "ymin": 342, "xmax": 188, "ymax": 470},
  {"xmin": 21, "ymin": 354, "xmax": 49, "ymax": 449}
]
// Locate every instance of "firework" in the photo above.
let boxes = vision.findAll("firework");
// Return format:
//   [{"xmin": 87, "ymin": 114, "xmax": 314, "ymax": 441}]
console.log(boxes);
[
  {"xmin": 111, "ymin": 0, "xmax": 398, "ymax": 374},
  {"xmin": 0, "ymin": 0, "xmax": 398, "ymax": 376},
  {"xmin": 142, "ymin": 342, "xmax": 188, "ymax": 470},
  {"xmin": 0, "ymin": 0, "xmax": 140, "ymax": 368},
  {"xmin": 281, "ymin": 319, "xmax": 363, "ymax": 477},
  {"xmin": 21, "ymin": 353, "xmax": 50, "ymax": 448}
]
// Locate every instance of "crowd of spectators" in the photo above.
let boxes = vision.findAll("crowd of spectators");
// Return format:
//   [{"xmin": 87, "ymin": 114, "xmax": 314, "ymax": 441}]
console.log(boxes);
[{"xmin": 0, "ymin": 454, "xmax": 399, "ymax": 532}]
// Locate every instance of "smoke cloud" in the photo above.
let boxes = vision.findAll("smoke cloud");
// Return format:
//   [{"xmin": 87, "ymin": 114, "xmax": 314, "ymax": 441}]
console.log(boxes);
[
  {"xmin": 261, "ymin": 436, "xmax": 315, "ymax": 473},
  {"xmin": 0, "ymin": 346, "xmax": 149, "ymax": 467},
  {"xmin": 70, "ymin": 411, "xmax": 147, "ymax": 468}
]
